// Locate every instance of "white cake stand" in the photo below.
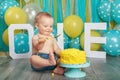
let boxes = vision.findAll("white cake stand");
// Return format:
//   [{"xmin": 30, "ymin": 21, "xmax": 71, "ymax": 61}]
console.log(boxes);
[{"xmin": 60, "ymin": 61, "xmax": 90, "ymax": 78}]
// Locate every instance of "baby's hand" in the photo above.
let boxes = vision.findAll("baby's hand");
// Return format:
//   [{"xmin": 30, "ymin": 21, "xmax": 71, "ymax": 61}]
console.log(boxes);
[
  {"xmin": 37, "ymin": 34, "xmax": 47, "ymax": 43},
  {"xmin": 46, "ymin": 36, "xmax": 51, "ymax": 40}
]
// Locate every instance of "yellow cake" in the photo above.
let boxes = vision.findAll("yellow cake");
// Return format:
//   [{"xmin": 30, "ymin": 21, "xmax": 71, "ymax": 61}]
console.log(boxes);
[{"xmin": 60, "ymin": 48, "xmax": 86, "ymax": 64}]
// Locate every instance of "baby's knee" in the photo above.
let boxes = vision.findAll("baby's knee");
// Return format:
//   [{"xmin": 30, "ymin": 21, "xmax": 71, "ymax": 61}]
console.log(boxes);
[{"xmin": 30, "ymin": 55, "xmax": 37, "ymax": 63}]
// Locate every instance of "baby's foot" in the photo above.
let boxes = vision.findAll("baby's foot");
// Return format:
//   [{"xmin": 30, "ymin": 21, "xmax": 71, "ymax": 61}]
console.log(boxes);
[
  {"xmin": 53, "ymin": 66, "xmax": 64, "ymax": 75},
  {"xmin": 49, "ymin": 51, "xmax": 56, "ymax": 65}
]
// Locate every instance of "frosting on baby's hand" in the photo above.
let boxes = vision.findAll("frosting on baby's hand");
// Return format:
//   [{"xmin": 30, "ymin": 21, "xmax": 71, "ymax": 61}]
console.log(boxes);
[{"xmin": 46, "ymin": 36, "xmax": 51, "ymax": 40}]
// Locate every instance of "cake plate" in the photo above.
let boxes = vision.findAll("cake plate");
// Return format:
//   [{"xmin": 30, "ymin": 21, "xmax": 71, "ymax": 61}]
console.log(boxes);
[{"xmin": 60, "ymin": 61, "xmax": 90, "ymax": 78}]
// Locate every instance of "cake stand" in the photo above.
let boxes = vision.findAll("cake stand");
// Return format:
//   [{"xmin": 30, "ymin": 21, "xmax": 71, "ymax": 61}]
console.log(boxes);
[{"xmin": 60, "ymin": 61, "xmax": 90, "ymax": 78}]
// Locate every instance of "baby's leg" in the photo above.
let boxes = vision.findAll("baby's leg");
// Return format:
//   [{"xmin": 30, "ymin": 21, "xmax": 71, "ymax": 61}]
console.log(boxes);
[
  {"xmin": 53, "ymin": 65, "xmax": 64, "ymax": 75},
  {"xmin": 53, "ymin": 59, "xmax": 64, "ymax": 75},
  {"xmin": 30, "ymin": 55, "xmax": 55, "ymax": 68}
]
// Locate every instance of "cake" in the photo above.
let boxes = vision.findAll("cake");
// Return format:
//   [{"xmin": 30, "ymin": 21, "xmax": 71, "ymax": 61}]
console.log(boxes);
[{"xmin": 60, "ymin": 48, "xmax": 86, "ymax": 64}]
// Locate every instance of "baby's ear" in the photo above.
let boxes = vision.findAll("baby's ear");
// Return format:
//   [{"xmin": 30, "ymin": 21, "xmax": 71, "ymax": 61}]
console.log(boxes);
[
  {"xmin": 35, "ymin": 23, "xmax": 39, "ymax": 28},
  {"xmin": 35, "ymin": 26, "xmax": 38, "ymax": 29}
]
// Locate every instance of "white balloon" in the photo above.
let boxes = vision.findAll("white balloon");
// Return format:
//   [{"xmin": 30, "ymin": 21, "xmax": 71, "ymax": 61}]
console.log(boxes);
[{"xmin": 23, "ymin": 3, "xmax": 41, "ymax": 26}]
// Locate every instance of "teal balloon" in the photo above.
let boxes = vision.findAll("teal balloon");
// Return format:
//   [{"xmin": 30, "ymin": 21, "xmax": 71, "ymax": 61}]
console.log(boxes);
[
  {"xmin": 102, "ymin": 30, "xmax": 120, "ymax": 56},
  {"xmin": 68, "ymin": 37, "xmax": 82, "ymax": 49},
  {"xmin": 64, "ymin": 33, "xmax": 70, "ymax": 49},
  {"xmin": 0, "ymin": 18, "xmax": 9, "ymax": 51},
  {"xmin": 97, "ymin": 0, "xmax": 113, "ymax": 22},
  {"xmin": 14, "ymin": 33, "xmax": 29, "ymax": 54},
  {"xmin": 111, "ymin": 0, "xmax": 120, "ymax": 23},
  {"xmin": 0, "ymin": 0, "xmax": 19, "ymax": 19}
]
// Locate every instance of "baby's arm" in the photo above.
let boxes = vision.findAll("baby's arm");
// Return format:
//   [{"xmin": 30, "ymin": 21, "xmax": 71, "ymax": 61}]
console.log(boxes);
[
  {"xmin": 53, "ymin": 38, "xmax": 61, "ymax": 56},
  {"xmin": 32, "ymin": 34, "xmax": 46, "ymax": 50},
  {"xmin": 53, "ymin": 38, "xmax": 64, "ymax": 75}
]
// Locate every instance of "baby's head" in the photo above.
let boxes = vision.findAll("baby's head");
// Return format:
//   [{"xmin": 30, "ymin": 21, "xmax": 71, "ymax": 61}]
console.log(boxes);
[{"xmin": 34, "ymin": 12, "xmax": 54, "ymax": 36}]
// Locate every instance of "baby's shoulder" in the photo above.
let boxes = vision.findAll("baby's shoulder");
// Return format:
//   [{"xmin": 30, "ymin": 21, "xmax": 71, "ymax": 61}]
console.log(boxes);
[
  {"xmin": 32, "ymin": 34, "xmax": 38, "ymax": 39},
  {"xmin": 49, "ymin": 35, "xmax": 56, "ymax": 40}
]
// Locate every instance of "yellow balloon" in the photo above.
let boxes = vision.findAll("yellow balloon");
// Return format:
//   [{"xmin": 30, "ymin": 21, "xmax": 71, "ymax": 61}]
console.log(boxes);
[
  {"xmin": 2, "ymin": 29, "xmax": 23, "ymax": 46},
  {"xmin": 63, "ymin": 15, "xmax": 83, "ymax": 39},
  {"xmin": 14, "ymin": 29, "xmax": 23, "ymax": 34},
  {"xmin": 2, "ymin": 29, "xmax": 9, "ymax": 46},
  {"xmin": 4, "ymin": 7, "xmax": 27, "ymax": 26},
  {"xmin": 80, "ymin": 31, "xmax": 101, "ymax": 51}
]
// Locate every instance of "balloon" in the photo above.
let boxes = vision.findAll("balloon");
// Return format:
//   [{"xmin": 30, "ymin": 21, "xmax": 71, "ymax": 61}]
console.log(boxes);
[
  {"xmin": 68, "ymin": 37, "xmax": 82, "ymax": 49},
  {"xmin": 63, "ymin": 15, "xmax": 83, "ymax": 39},
  {"xmin": 113, "ymin": 24, "xmax": 120, "ymax": 30},
  {"xmin": 2, "ymin": 29, "xmax": 8, "ymax": 46},
  {"xmin": 14, "ymin": 33, "xmax": 29, "ymax": 53},
  {"xmin": 111, "ymin": 0, "xmax": 120, "ymax": 23},
  {"xmin": 2, "ymin": 29, "xmax": 9, "ymax": 46},
  {"xmin": 4, "ymin": 7, "xmax": 27, "ymax": 26},
  {"xmin": 102, "ymin": 30, "xmax": 120, "ymax": 56},
  {"xmin": 23, "ymin": 3, "xmax": 41, "ymax": 26},
  {"xmin": 14, "ymin": 29, "xmax": 23, "ymax": 34},
  {"xmin": 64, "ymin": 32, "xmax": 70, "ymax": 49},
  {"xmin": 0, "ymin": 0, "xmax": 19, "ymax": 19},
  {"xmin": 0, "ymin": 18, "xmax": 9, "ymax": 51},
  {"xmin": 2, "ymin": 29, "xmax": 23, "ymax": 46},
  {"xmin": 80, "ymin": 31, "xmax": 101, "ymax": 51},
  {"xmin": 97, "ymin": 0, "xmax": 113, "ymax": 22}
]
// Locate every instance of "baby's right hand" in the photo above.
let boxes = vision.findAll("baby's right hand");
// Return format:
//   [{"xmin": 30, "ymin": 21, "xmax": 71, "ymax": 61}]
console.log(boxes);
[{"xmin": 37, "ymin": 34, "xmax": 46, "ymax": 43}]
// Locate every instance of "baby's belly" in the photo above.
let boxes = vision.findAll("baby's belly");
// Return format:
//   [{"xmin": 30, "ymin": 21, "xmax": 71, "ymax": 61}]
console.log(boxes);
[
  {"xmin": 38, "ymin": 40, "xmax": 53, "ymax": 53},
  {"xmin": 38, "ymin": 47, "xmax": 53, "ymax": 54},
  {"xmin": 38, "ymin": 50, "xmax": 49, "ymax": 54}
]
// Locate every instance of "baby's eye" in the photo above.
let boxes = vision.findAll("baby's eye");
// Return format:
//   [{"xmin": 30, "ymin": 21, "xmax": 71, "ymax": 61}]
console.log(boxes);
[
  {"xmin": 50, "ymin": 26, "xmax": 52, "ymax": 28},
  {"xmin": 43, "ymin": 25, "xmax": 47, "ymax": 27}
]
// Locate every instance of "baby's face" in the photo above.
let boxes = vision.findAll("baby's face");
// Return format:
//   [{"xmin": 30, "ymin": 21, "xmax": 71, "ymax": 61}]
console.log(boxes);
[{"xmin": 37, "ymin": 16, "xmax": 53, "ymax": 36}]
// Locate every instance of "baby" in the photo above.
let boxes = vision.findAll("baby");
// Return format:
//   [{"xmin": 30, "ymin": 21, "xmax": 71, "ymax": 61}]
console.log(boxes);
[{"xmin": 30, "ymin": 12, "xmax": 64, "ymax": 74}]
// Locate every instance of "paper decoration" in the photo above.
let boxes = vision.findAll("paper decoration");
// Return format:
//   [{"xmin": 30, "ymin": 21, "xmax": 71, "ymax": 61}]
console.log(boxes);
[
  {"xmin": 84, "ymin": 23, "xmax": 106, "ymax": 58},
  {"xmin": 8, "ymin": 24, "xmax": 33, "ymax": 59}
]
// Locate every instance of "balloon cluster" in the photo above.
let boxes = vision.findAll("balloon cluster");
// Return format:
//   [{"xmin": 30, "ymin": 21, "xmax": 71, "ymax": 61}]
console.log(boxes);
[
  {"xmin": 0, "ymin": 0, "xmax": 19, "ymax": 19},
  {"xmin": 97, "ymin": 0, "xmax": 113, "ymax": 22},
  {"xmin": 0, "ymin": 0, "xmax": 41, "ymax": 52},
  {"xmin": 97, "ymin": 0, "xmax": 120, "ymax": 23},
  {"xmin": 97, "ymin": 0, "xmax": 120, "ymax": 56},
  {"xmin": 63, "ymin": 15, "xmax": 101, "ymax": 51},
  {"xmin": 63, "ymin": 15, "xmax": 83, "ymax": 49}
]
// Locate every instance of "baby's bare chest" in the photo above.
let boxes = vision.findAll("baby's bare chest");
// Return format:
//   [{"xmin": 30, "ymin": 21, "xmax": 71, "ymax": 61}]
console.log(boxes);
[{"xmin": 38, "ymin": 39, "xmax": 54, "ymax": 50}]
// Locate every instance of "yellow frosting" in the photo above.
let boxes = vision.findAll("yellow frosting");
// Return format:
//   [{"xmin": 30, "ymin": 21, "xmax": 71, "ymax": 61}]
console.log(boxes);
[
  {"xmin": 60, "ymin": 48, "xmax": 86, "ymax": 64},
  {"xmin": 46, "ymin": 36, "xmax": 51, "ymax": 40}
]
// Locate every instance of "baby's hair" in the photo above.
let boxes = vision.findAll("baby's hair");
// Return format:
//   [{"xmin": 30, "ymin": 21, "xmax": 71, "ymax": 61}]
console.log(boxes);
[{"xmin": 34, "ymin": 12, "xmax": 52, "ymax": 24}]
